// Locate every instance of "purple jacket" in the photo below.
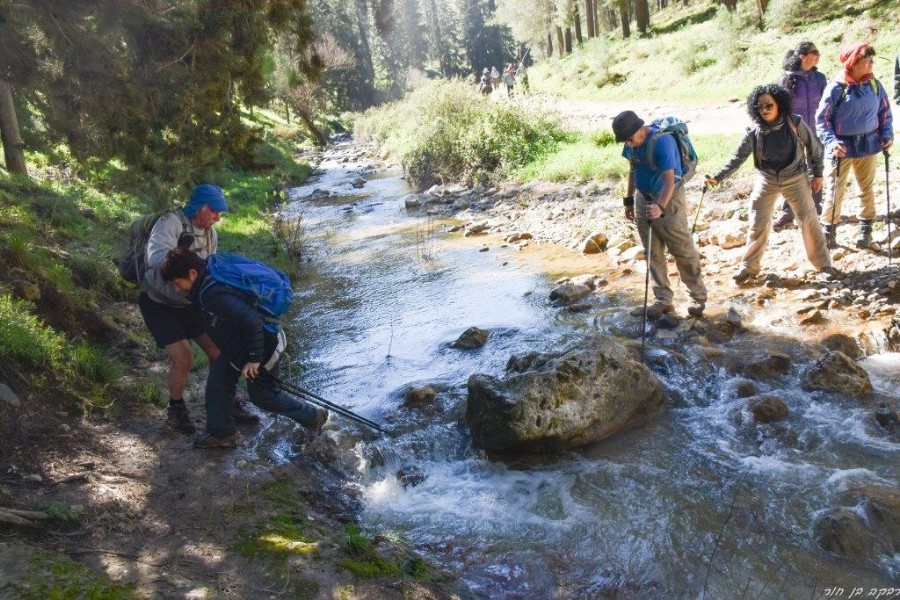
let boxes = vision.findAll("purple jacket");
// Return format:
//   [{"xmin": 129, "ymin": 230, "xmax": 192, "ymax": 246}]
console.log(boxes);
[
  {"xmin": 816, "ymin": 77, "xmax": 894, "ymax": 158},
  {"xmin": 778, "ymin": 68, "xmax": 826, "ymax": 128}
]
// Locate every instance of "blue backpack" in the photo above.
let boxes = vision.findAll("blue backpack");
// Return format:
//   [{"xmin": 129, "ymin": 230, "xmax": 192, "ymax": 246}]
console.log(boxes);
[
  {"xmin": 199, "ymin": 253, "xmax": 293, "ymax": 333},
  {"xmin": 644, "ymin": 116, "xmax": 699, "ymax": 183}
]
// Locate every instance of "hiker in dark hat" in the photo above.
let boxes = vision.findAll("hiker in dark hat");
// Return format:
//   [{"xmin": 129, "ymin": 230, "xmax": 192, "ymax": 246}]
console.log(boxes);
[
  {"xmin": 139, "ymin": 184, "xmax": 258, "ymax": 434},
  {"xmin": 613, "ymin": 110, "xmax": 707, "ymax": 319}
]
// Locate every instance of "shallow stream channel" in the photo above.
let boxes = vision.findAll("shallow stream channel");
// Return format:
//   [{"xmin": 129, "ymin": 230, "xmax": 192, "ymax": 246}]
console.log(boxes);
[{"xmin": 281, "ymin": 141, "xmax": 899, "ymax": 599}]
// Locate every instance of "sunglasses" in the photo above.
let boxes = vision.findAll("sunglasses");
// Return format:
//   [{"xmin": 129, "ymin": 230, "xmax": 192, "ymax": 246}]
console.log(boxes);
[{"xmin": 756, "ymin": 103, "xmax": 776, "ymax": 112}]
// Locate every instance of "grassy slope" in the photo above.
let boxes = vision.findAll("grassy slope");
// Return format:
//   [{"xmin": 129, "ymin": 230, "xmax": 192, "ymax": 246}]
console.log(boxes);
[{"xmin": 529, "ymin": 0, "xmax": 899, "ymax": 103}]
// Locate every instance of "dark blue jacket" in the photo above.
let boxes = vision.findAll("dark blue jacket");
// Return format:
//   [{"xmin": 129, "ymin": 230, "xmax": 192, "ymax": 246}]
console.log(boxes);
[
  {"xmin": 778, "ymin": 68, "xmax": 827, "ymax": 128},
  {"xmin": 816, "ymin": 77, "xmax": 894, "ymax": 158},
  {"xmin": 189, "ymin": 273, "xmax": 268, "ymax": 367}
]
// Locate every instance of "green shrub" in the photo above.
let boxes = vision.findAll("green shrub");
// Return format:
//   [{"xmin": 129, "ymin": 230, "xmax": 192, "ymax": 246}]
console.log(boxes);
[
  {"xmin": 72, "ymin": 343, "xmax": 121, "ymax": 384},
  {"xmin": 355, "ymin": 80, "xmax": 567, "ymax": 189},
  {"xmin": 0, "ymin": 294, "xmax": 67, "ymax": 368}
]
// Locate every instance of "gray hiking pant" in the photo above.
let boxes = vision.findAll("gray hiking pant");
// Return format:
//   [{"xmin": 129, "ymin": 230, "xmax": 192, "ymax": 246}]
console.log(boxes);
[
  {"xmin": 741, "ymin": 171, "xmax": 831, "ymax": 274},
  {"xmin": 635, "ymin": 185, "xmax": 707, "ymax": 306}
]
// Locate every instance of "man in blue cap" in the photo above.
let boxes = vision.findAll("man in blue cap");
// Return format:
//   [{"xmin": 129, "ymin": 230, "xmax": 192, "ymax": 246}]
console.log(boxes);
[{"xmin": 138, "ymin": 184, "xmax": 258, "ymax": 433}]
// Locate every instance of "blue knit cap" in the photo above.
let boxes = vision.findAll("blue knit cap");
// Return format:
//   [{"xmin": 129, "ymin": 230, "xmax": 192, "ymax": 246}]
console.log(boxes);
[{"xmin": 184, "ymin": 184, "xmax": 229, "ymax": 217}]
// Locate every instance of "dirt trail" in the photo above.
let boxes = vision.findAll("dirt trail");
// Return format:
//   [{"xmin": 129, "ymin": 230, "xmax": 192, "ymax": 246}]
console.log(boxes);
[{"xmin": 520, "ymin": 94, "xmax": 751, "ymax": 135}]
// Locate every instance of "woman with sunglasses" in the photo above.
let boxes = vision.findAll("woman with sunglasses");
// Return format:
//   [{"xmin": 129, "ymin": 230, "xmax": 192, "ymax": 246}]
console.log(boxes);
[
  {"xmin": 816, "ymin": 42, "xmax": 894, "ymax": 249},
  {"xmin": 705, "ymin": 84, "xmax": 832, "ymax": 284},
  {"xmin": 772, "ymin": 42, "xmax": 827, "ymax": 231}
]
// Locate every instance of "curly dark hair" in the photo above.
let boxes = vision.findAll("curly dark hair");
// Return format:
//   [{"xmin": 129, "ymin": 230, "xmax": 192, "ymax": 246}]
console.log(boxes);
[
  {"xmin": 746, "ymin": 84, "xmax": 792, "ymax": 127},
  {"xmin": 160, "ymin": 247, "xmax": 206, "ymax": 282}
]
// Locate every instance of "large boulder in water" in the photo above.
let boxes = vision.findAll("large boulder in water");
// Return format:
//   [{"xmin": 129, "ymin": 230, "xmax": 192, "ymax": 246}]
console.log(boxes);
[
  {"xmin": 802, "ymin": 351, "xmax": 873, "ymax": 397},
  {"xmin": 814, "ymin": 483, "xmax": 900, "ymax": 558},
  {"xmin": 465, "ymin": 336, "xmax": 665, "ymax": 452}
]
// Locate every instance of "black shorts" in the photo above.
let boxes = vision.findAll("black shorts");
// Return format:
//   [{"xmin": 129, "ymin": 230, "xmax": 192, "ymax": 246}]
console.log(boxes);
[{"xmin": 138, "ymin": 293, "xmax": 210, "ymax": 348}]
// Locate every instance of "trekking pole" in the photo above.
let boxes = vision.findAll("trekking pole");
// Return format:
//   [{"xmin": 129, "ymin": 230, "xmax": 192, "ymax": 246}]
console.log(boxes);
[
  {"xmin": 264, "ymin": 373, "xmax": 388, "ymax": 434},
  {"xmin": 691, "ymin": 183, "xmax": 708, "ymax": 235},
  {"xmin": 640, "ymin": 220, "xmax": 654, "ymax": 365},
  {"xmin": 885, "ymin": 150, "xmax": 892, "ymax": 267}
]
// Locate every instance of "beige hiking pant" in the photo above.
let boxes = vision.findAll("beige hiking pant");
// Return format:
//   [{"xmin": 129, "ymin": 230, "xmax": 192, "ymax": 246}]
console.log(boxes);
[
  {"xmin": 635, "ymin": 185, "xmax": 707, "ymax": 305},
  {"xmin": 821, "ymin": 154, "xmax": 879, "ymax": 224},
  {"xmin": 741, "ymin": 171, "xmax": 831, "ymax": 273}
]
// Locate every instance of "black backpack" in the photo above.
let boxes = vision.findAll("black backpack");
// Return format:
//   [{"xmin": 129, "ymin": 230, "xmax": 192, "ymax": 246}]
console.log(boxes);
[{"xmin": 118, "ymin": 210, "xmax": 189, "ymax": 283}]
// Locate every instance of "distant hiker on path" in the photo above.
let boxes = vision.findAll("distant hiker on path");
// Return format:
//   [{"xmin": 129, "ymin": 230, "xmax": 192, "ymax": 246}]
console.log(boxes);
[
  {"xmin": 161, "ymin": 248, "xmax": 328, "ymax": 449},
  {"xmin": 773, "ymin": 42, "xmax": 827, "ymax": 231},
  {"xmin": 139, "ymin": 184, "xmax": 258, "ymax": 434},
  {"xmin": 490, "ymin": 66, "xmax": 500, "ymax": 92},
  {"xmin": 816, "ymin": 42, "xmax": 894, "ymax": 249},
  {"xmin": 706, "ymin": 84, "xmax": 832, "ymax": 284},
  {"xmin": 613, "ymin": 110, "xmax": 707, "ymax": 319},
  {"xmin": 503, "ymin": 63, "xmax": 516, "ymax": 97},
  {"xmin": 479, "ymin": 68, "xmax": 492, "ymax": 96}
]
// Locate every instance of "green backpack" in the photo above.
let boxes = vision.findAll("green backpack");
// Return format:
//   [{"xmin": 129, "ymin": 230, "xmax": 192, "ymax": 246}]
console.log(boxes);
[{"xmin": 118, "ymin": 210, "xmax": 189, "ymax": 284}]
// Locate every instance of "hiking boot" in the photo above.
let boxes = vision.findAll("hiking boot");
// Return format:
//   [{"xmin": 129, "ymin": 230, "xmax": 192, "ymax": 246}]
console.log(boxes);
[
  {"xmin": 733, "ymin": 268, "xmax": 759, "ymax": 285},
  {"xmin": 772, "ymin": 213, "xmax": 794, "ymax": 232},
  {"xmin": 308, "ymin": 408, "xmax": 329, "ymax": 435},
  {"xmin": 856, "ymin": 220, "xmax": 873, "ymax": 249},
  {"xmin": 630, "ymin": 302, "xmax": 674, "ymax": 319},
  {"xmin": 824, "ymin": 224, "xmax": 837, "ymax": 249},
  {"xmin": 166, "ymin": 401, "xmax": 196, "ymax": 434},
  {"xmin": 193, "ymin": 432, "xmax": 241, "ymax": 449},
  {"xmin": 687, "ymin": 301, "xmax": 706, "ymax": 318},
  {"xmin": 232, "ymin": 398, "xmax": 260, "ymax": 425}
]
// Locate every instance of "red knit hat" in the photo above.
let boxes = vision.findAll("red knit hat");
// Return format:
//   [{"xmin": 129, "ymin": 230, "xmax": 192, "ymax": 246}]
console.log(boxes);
[{"xmin": 839, "ymin": 42, "xmax": 874, "ymax": 69}]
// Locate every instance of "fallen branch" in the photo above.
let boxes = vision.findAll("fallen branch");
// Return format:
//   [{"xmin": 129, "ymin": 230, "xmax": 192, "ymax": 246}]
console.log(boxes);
[{"xmin": 0, "ymin": 507, "xmax": 50, "ymax": 526}]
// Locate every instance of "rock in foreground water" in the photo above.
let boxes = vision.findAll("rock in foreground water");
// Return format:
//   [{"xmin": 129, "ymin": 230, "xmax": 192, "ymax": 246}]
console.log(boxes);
[{"xmin": 466, "ymin": 336, "xmax": 665, "ymax": 452}]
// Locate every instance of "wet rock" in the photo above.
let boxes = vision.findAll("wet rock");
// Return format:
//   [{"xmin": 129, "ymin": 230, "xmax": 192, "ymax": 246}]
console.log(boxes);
[
  {"xmin": 567, "ymin": 302, "xmax": 593, "ymax": 313},
  {"xmin": 451, "ymin": 327, "xmax": 490, "ymax": 349},
  {"xmin": 466, "ymin": 336, "xmax": 665, "ymax": 452},
  {"xmin": 465, "ymin": 557, "xmax": 554, "ymax": 599},
  {"xmin": 580, "ymin": 233, "xmax": 608, "ymax": 254},
  {"xmin": 403, "ymin": 386, "xmax": 437, "ymax": 407},
  {"xmin": 748, "ymin": 395, "xmax": 788, "ymax": 422},
  {"xmin": 743, "ymin": 353, "xmax": 792, "ymax": 379},
  {"xmin": 802, "ymin": 351, "xmax": 873, "ymax": 396},
  {"xmin": 814, "ymin": 509, "xmax": 876, "ymax": 558},
  {"xmin": 464, "ymin": 222, "xmax": 489, "ymax": 236},
  {"xmin": 549, "ymin": 283, "xmax": 591, "ymax": 305},
  {"xmin": 657, "ymin": 314, "xmax": 679, "ymax": 330},
  {"xmin": 724, "ymin": 307, "xmax": 743, "ymax": 329},
  {"xmin": 351, "ymin": 177, "xmax": 366, "ymax": 188},
  {"xmin": 570, "ymin": 274, "xmax": 606, "ymax": 290},
  {"xmin": 404, "ymin": 196, "xmax": 421, "ymax": 209},
  {"xmin": 396, "ymin": 465, "xmax": 427, "ymax": 488},
  {"xmin": 875, "ymin": 403, "xmax": 899, "ymax": 432},
  {"xmin": 817, "ymin": 330, "xmax": 863, "ymax": 360},
  {"xmin": 733, "ymin": 378, "xmax": 758, "ymax": 398},
  {"xmin": 817, "ymin": 483, "xmax": 900, "ymax": 559},
  {"xmin": 0, "ymin": 383, "xmax": 20, "ymax": 407},
  {"xmin": 505, "ymin": 232, "xmax": 533, "ymax": 243}
]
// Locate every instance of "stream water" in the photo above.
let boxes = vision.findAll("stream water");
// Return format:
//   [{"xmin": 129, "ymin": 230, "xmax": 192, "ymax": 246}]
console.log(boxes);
[{"xmin": 284, "ymin": 143, "xmax": 900, "ymax": 599}]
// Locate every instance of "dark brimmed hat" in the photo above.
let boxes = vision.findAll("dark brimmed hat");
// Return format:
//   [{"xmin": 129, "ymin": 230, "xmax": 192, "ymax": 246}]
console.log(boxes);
[{"xmin": 612, "ymin": 111, "xmax": 645, "ymax": 142}]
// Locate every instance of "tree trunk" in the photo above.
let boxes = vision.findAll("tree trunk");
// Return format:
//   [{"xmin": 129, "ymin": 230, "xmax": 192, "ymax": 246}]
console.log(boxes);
[
  {"xmin": 585, "ymin": 0, "xmax": 595, "ymax": 38},
  {"xmin": 556, "ymin": 26, "xmax": 565, "ymax": 56},
  {"xmin": 635, "ymin": 0, "xmax": 650, "ymax": 36},
  {"xmin": 755, "ymin": 0, "xmax": 768, "ymax": 29},
  {"xmin": 618, "ymin": 0, "xmax": 630, "ymax": 39},
  {"xmin": 564, "ymin": 27, "xmax": 572, "ymax": 54},
  {"xmin": 0, "ymin": 79, "xmax": 27, "ymax": 176},
  {"xmin": 573, "ymin": 4, "xmax": 583, "ymax": 45},
  {"xmin": 546, "ymin": 32, "xmax": 553, "ymax": 57},
  {"xmin": 297, "ymin": 110, "xmax": 328, "ymax": 148}
]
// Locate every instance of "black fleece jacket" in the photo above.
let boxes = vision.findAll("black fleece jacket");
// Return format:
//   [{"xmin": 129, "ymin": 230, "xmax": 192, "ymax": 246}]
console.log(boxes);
[{"xmin": 188, "ymin": 272, "xmax": 267, "ymax": 367}]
